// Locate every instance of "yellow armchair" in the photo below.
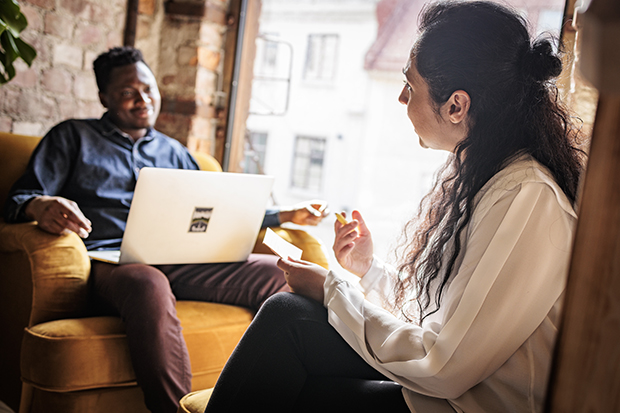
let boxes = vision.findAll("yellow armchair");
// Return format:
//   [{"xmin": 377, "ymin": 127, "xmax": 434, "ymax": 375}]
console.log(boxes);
[{"xmin": 0, "ymin": 131, "xmax": 328, "ymax": 413}]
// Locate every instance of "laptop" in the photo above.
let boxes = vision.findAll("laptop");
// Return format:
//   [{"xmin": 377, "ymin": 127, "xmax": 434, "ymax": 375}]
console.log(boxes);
[{"xmin": 87, "ymin": 167, "xmax": 275, "ymax": 265}]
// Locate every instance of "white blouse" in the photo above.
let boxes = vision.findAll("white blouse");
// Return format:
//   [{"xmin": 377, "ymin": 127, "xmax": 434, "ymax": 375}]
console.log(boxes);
[{"xmin": 323, "ymin": 156, "xmax": 577, "ymax": 413}]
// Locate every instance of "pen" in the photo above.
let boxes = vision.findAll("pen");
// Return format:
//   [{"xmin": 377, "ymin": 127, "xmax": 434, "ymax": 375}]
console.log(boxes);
[{"xmin": 335, "ymin": 212, "xmax": 348, "ymax": 225}]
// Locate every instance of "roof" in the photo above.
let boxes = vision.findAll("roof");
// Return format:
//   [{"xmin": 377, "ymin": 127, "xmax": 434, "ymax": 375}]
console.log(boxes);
[{"xmin": 364, "ymin": 0, "xmax": 427, "ymax": 71}]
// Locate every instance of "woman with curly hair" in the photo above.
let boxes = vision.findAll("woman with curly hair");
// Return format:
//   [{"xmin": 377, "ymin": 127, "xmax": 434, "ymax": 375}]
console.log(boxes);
[{"xmin": 205, "ymin": 1, "xmax": 585, "ymax": 412}]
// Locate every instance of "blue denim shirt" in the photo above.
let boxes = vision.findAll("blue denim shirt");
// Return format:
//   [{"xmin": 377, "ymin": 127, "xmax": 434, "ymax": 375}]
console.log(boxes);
[{"xmin": 3, "ymin": 114, "xmax": 280, "ymax": 250}]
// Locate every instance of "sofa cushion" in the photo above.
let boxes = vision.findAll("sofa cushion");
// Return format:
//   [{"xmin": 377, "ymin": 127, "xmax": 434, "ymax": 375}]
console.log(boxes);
[{"xmin": 21, "ymin": 302, "xmax": 254, "ymax": 393}]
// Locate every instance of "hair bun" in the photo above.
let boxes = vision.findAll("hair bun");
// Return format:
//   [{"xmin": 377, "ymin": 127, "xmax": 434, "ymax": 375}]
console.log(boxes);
[{"xmin": 521, "ymin": 40, "xmax": 562, "ymax": 82}]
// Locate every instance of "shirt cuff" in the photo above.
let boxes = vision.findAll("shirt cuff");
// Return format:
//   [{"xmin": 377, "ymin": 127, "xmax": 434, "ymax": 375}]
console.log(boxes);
[
  {"xmin": 261, "ymin": 208, "xmax": 281, "ymax": 228},
  {"xmin": 359, "ymin": 256, "xmax": 386, "ymax": 293}
]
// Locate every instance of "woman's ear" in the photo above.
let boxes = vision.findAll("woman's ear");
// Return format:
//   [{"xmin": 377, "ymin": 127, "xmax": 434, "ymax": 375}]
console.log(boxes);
[{"xmin": 444, "ymin": 90, "xmax": 471, "ymax": 124}]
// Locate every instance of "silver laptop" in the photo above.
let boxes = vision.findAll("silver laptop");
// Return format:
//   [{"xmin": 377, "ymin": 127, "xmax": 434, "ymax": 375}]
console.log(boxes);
[{"xmin": 88, "ymin": 167, "xmax": 274, "ymax": 265}]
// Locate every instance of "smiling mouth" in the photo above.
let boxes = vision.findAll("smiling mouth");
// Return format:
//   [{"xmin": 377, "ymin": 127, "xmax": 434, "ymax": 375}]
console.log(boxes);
[{"xmin": 134, "ymin": 108, "xmax": 152, "ymax": 118}]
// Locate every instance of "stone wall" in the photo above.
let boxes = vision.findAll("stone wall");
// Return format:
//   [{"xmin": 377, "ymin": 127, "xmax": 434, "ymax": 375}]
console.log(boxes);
[{"xmin": 0, "ymin": 0, "xmax": 126, "ymax": 135}]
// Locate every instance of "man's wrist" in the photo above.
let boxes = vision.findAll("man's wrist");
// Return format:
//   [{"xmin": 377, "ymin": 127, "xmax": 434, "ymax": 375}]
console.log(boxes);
[{"xmin": 278, "ymin": 209, "xmax": 293, "ymax": 224}]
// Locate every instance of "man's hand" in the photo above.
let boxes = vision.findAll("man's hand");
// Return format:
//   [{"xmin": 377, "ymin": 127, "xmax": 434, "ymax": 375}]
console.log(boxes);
[
  {"xmin": 24, "ymin": 195, "xmax": 92, "ymax": 238},
  {"xmin": 278, "ymin": 200, "xmax": 329, "ymax": 226},
  {"xmin": 278, "ymin": 258, "xmax": 328, "ymax": 303}
]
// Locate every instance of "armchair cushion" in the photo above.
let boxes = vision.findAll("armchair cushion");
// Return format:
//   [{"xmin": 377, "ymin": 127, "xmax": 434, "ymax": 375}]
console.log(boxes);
[{"xmin": 21, "ymin": 302, "xmax": 254, "ymax": 394}]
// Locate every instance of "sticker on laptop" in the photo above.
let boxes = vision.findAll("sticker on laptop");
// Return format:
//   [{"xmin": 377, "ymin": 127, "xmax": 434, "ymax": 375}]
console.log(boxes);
[{"xmin": 189, "ymin": 207, "xmax": 213, "ymax": 233}]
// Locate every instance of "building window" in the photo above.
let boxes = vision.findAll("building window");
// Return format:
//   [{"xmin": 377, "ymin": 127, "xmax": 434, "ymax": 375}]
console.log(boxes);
[
  {"xmin": 243, "ymin": 131, "xmax": 268, "ymax": 174},
  {"xmin": 259, "ymin": 37, "xmax": 279, "ymax": 73},
  {"xmin": 291, "ymin": 136, "xmax": 326, "ymax": 191},
  {"xmin": 536, "ymin": 9, "xmax": 564, "ymax": 36},
  {"xmin": 303, "ymin": 34, "xmax": 338, "ymax": 81}
]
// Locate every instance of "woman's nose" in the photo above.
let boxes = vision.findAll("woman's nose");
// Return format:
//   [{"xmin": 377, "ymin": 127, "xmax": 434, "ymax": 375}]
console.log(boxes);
[{"xmin": 398, "ymin": 87, "xmax": 408, "ymax": 105}]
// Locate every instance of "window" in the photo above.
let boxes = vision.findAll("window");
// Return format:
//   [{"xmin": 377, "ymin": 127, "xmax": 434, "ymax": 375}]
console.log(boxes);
[
  {"xmin": 536, "ymin": 9, "xmax": 564, "ymax": 36},
  {"xmin": 303, "ymin": 34, "xmax": 338, "ymax": 81},
  {"xmin": 259, "ymin": 37, "xmax": 279, "ymax": 73},
  {"xmin": 291, "ymin": 136, "xmax": 326, "ymax": 191},
  {"xmin": 243, "ymin": 131, "xmax": 268, "ymax": 174}
]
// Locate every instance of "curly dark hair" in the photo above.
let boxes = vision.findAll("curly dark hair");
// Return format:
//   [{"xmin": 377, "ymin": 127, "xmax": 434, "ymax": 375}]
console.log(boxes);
[
  {"xmin": 93, "ymin": 46, "xmax": 146, "ymax": 93},
  {"xmin": 393, "ymin": 0, "xmax": 586, "ymax": 323}
]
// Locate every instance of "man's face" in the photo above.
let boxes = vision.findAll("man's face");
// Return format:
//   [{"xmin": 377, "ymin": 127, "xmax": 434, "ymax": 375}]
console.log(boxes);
[{"xmin": 99, "ymin": 61, "xmax": 161, "ymax": 140}]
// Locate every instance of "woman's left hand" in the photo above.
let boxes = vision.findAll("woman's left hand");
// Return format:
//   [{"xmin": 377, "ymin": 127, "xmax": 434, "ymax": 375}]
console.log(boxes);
[{"xmin": 277, "ymin": 258, "xmax": 329, "ymax": 303}]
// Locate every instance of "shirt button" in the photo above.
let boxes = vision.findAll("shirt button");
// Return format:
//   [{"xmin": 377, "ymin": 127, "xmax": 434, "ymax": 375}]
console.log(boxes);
[{"xmin": 134, "ymin": 167, "xmax": 140, "ymax": 174}]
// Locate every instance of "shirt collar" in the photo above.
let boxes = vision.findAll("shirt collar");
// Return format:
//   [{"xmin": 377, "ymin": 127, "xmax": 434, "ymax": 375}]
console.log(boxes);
[{"xmin": 98, "ymin": 112, "xmax": 156, "ymax": 143}]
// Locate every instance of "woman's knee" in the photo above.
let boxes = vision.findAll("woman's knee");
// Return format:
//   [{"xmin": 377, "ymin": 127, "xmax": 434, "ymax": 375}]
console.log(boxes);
[{"xmin": 258, "ymin": 292, "xmax": 326, "ymax": 324}]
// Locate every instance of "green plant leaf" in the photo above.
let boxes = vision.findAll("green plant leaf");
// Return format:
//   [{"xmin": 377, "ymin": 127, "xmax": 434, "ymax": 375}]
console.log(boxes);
[
  {"xmin": 1, "ymin": 30, "xmax": 18, "ymax": 63},
  {"xmin": 14, "ymin": 35, "xmax": 34, "ymax": 65},
  {"xmin": 0, "ymin": 0, "xmax": 27, "ymax": 34}
]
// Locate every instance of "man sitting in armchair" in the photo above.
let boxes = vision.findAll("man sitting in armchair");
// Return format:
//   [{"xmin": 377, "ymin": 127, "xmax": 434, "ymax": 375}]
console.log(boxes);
[{"xmin": 2, "ymin": 46, "xmax": 328, "ymax": 413}]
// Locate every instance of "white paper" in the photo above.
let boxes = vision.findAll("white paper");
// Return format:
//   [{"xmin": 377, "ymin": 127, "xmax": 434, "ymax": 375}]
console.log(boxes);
[{"xmin": 262, "ymin": 227, "xmax": 303, "ymax": 260}]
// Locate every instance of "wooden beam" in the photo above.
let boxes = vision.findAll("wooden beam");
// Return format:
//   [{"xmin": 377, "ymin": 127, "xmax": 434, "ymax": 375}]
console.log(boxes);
[
  {"xmin": 546, "ymin": 0, "xmax": 620, "ymax": 411},
  {"xmin": 124, "ymin": 0, "xmax": 139, "ymax": 47}
]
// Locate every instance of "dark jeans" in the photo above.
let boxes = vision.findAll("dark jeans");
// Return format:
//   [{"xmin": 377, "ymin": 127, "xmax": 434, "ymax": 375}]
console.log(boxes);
[
  {"xmin": 90, "ymin": 254, "xmax": 288, "ymax": 413},
  {"xmin": 205, "ymin": 292, "xmax": 410, "ymax": 412}
]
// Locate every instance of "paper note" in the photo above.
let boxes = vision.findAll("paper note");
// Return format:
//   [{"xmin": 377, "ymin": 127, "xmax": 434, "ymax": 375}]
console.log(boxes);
[{"xmin": 262, "ymin": 227, "xmax": 303, "ymax": 260}]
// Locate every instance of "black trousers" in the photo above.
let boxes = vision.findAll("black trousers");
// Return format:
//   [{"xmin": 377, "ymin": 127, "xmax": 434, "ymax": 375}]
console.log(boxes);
[{"xmin": 205, "ymin": 292, "xmax": 411, "ymax": 412}]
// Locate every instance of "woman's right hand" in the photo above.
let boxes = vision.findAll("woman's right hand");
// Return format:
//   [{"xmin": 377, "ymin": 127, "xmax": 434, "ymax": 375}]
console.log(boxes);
[{"xmin": 333, "ymin": 210, "xmax": 373, "ymax": 277}]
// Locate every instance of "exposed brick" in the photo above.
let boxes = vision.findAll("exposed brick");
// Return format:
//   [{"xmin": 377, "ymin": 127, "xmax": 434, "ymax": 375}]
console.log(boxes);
[
  {"xmin": 89, "ymin": 3, "xmax": 114, "ymax": 23},
  {"xmin": 155, "ymin": 112, "xmax": 190, "ymax": 144},
  {"xmin": 21, "ymin": 5, "xmax": 43, "ymax": 32},
  {"xmin": 107, "ymin": 30, "xmax": 124, "ymax": 49},
  {"xmin": 189, "ymin": 116, "xmax": 211, "ymax": 140},
  {"xmin": 198, "ymin": 47, "xmax": 220, "ymax": 71},
  {"xmin": 199, "ymin": 23, "xmax": 223, "ymax": 48},
  {"xmin": 178, "ymin": 46, "xmax": 198, "ymax": 66},
  {"xmin": 18, "ymin": 93, "xmax": 55, "ymax": 118},
  {"xmin": 42, "ymin": 68, "xmax": 72, "ymax": 94},
  {"xmin": 57, "ymin": 96, "xmax": 77, "ymax": 120},
  {"xmin": 195, "ymin": 67, "xmax": 216, "ymax": 96},
  {"xmin": 0, "ymin": 116, "xmax": 12, "ymax": 132},
  {"xmin": 59, "ymin": 0, "xmax": 92, "ymax": 20},
  {"xmin": 44, "ymin": 13, "xmax": 74, "ymax": 39},
  {"xmin": 12, "ymin": 121, "xmax": 44, "ymax": 136},
  {"xmin": 1, "ymin": 88, "xmax": 21, "ymax": 115},
  {"xmin": 139, "ymin": 0, "xmax": 156, "ymax": 16},
  {"xmin": 75, "ymin": 100, "xmax": 105, "ymax": 119},
  {"xmin": 73, "ymin": 72, "xmax": 99, "ymax": 101},
  {"xmin": 136, "ymin": 15, "xmax": 152, "ymax": 40},
  {"xmin": 53, "ymin": 43, "xmax": 83, "ymax": 69},
  {"xmin": 160, "ymin": 97, "xmax": 196, "ymax": 115},
  {"xmin": 10, "ymin": 62, "xmax": 38, "ymax": 88},
  {"xmin": 75, "ymin": 22, "xmax": 103, "ymax": 46},
  {"xmin": 23, "ymin": 0, "xmax": 55, "ymax": 10},
  {"xmin": 83, "ymin": 50, "xmax": 99, "ymax": 71},
  {"xmin": 165, "ymin": 2, "xmax": 227, "ymax": 25},
  {"xmin": 21, "ymin": 34, "xmax": 51, "ymax": 65}
]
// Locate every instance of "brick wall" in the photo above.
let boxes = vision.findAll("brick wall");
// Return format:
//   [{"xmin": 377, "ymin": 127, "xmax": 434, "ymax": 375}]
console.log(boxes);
[
  {"xmin": 0, "ymin": 0, "xmax": 126, "ymax": 136},
  {"xmin": 1, "ymin": 0, "xmax": 234, "ymax": 158}
]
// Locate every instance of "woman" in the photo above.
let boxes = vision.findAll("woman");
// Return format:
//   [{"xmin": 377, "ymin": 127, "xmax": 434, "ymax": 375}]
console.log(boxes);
[{"xmin": 205, "ymin": 1, "xmax": 585, "ymax": 412}]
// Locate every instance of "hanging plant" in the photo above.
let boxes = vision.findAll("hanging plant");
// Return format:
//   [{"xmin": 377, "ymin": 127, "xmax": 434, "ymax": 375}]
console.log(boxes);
[{"xmin": 0, "ymin": 0, "xmax": 36, "ymax": 84}]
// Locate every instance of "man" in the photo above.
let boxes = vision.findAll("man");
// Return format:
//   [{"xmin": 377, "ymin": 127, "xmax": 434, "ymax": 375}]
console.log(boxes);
[{"xmin": 3, "ymin": 47, "xmax": 327, "ymax": 413}]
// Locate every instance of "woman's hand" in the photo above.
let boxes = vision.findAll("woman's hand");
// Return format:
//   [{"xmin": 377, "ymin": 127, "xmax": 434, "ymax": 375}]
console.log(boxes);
[
  {"xmin": 333, "ymin": 210, "xmax": 373, "ymax": 277},
  {"xmin": 278, "ymin": 258, "xmax": 329, "ymax": 303}
]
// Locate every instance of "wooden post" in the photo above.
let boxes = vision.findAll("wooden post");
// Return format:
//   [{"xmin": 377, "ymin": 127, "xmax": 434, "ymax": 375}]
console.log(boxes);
[
  {"xmin": 124, "ymin": 0, "xmax": 139, "ymax": 47},
  {"xmin": 546, "ymin": 0, "xmax": 620, "ymax": 411}
]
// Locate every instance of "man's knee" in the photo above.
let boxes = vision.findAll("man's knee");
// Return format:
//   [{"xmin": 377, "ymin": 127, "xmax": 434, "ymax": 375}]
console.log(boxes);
[{"xmin": 110, "ymin": 264, "xmax": 176, "ymax": 309}]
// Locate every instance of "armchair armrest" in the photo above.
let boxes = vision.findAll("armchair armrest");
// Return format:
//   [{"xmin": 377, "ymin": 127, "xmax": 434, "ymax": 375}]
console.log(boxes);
[{"xmin": 0, "ymin": 222, "xmax": 91, "ymax": 326}]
